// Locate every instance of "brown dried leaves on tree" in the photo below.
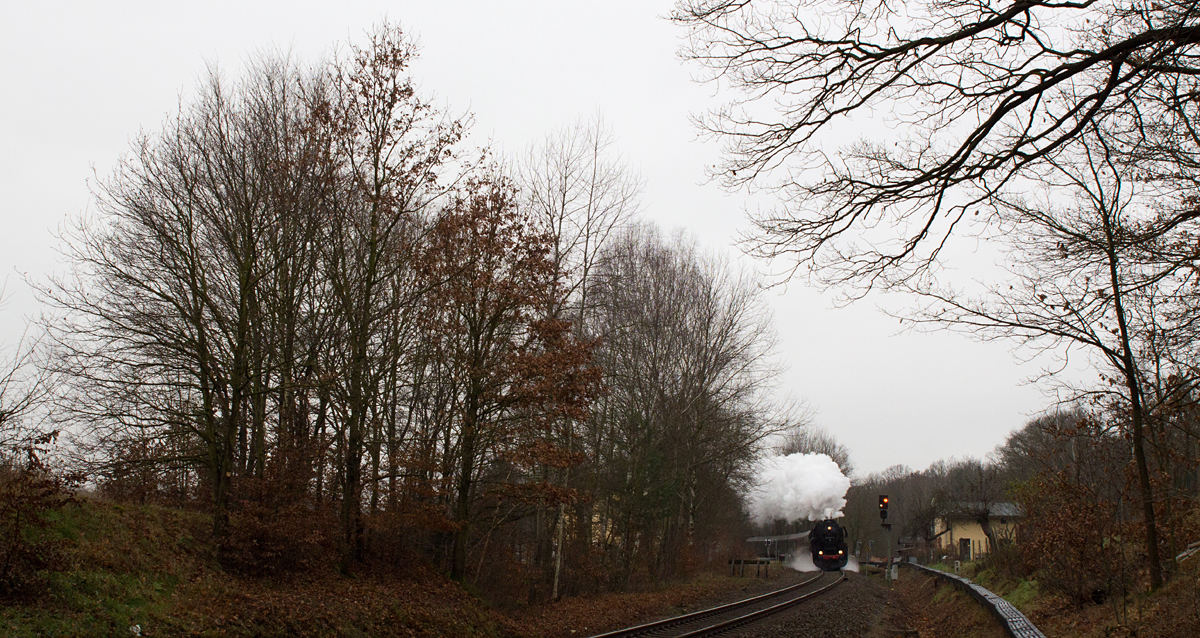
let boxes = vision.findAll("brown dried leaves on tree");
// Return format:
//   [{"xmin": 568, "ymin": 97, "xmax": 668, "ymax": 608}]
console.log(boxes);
[{"xmin": 419, "ymin": 173, "xmax": 601, "ymax": 579}]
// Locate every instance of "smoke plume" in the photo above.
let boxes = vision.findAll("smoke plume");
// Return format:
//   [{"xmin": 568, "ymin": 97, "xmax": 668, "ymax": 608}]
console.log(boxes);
[{"xmin": 747, "ymin": 453, "xmax": 850, "ymax": 525}]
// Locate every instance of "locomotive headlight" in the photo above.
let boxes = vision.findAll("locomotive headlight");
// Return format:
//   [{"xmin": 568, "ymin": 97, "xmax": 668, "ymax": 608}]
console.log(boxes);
[{"xmin": 838, "ymin": 550, "xmax": 843, "ymax": 554}]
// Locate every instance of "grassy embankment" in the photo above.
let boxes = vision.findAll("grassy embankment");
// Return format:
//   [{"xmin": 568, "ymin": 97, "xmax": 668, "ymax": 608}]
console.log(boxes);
[
  {"xmin": 907, "ymin": 559, "xmax": 1200, "ymax": 638},
  {"xmin": 3, "ymin": 498, "xmax": 520, "ymax": 637},
  {"xmin": 2, "ymin": 498, "xmax": 778, "ymax": 638}
]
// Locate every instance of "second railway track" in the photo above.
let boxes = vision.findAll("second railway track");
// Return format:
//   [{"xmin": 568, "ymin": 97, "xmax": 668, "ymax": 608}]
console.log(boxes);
[{"xmin": 588, "ymin": 570, "xmax": 846, "ymax": 638}]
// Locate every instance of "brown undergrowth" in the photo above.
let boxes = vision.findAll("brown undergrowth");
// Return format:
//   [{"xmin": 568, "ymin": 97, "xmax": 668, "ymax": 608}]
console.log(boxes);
[
  {"xmin": 167, "ymin": 568, "xmax": 522, "ymax": 638},
  {"xmin": 888, "ymin": 570, "xmax": 1007, "ymax": 638},
  {"xmin": 1, "ymin": 497, "xmax": 791, "ymax": 638},
  {"xmin": 890, "ymin": 558, "xmax": 1200, "ymax": 638},
  {"xmin": 1023, "ymin": 554, "xmax": 1200, "ymax": 638},
  {"xmin": 0, "ymin": 498, "xmax": 520, "ymax": 637}
]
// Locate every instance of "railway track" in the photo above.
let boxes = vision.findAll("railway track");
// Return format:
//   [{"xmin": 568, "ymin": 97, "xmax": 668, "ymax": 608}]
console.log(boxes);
[{"xmin": 587, "ymin": 570, "xmax": 846, "ymax": 638}]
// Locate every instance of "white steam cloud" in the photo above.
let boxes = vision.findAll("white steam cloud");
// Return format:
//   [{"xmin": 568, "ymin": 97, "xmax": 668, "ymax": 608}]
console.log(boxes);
[
  {"xmin": 747, "ymin": 453, "xmax": 851, "ymax": 525},
  {"xmin": 788, "ymin": 545, "xmax": 819, "ymax": 572}
]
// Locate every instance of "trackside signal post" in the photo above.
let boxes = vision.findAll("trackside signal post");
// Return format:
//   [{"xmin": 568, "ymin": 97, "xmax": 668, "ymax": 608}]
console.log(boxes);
[{"xmin": 879, "ymin": 495, "xmax": 893, "ymax": 582}]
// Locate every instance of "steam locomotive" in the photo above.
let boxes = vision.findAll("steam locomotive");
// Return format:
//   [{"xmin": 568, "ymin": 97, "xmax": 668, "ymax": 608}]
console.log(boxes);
[{"xmin": 809, "ymin": 518, "xmax": 848, "ymax": 571}]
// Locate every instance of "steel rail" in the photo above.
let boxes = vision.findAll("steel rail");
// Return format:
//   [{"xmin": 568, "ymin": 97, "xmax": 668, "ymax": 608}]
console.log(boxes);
[
  {"xmin": 677, "ymin": 571, "xmax": 845, "ymax": 637},
  {"xmin": 587, "ymin": 570, "xmax": 840, "ymax": 638}
]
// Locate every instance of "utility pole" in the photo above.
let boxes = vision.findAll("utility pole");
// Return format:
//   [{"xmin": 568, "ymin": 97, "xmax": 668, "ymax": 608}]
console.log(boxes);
[{"xmin": 884, "ymin": 523, "xmax": 893, "ymax": 580}]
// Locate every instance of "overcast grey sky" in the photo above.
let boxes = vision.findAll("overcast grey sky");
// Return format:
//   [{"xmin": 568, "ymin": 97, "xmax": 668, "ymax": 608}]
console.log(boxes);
[{"xmin": 0, "ymin": 0, "xmax": 1063, "ymax": 476}]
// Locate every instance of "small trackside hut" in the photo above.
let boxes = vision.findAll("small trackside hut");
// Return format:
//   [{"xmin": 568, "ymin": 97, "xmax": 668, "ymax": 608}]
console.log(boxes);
[{"xmin": 745, "ymin": 532, "xmax": 807, "ymax": 562}]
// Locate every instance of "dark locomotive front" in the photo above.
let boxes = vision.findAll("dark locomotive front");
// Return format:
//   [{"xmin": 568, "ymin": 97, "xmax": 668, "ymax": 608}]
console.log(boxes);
[{"xmin": 808, "ymin": 518, "xmax": 848, "ymax": 571}]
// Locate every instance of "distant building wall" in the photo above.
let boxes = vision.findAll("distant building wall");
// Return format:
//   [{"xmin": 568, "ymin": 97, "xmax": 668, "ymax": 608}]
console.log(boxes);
[{"xmin": 933, "ymin": 516, "xmax": 1020, "ymax": 559}]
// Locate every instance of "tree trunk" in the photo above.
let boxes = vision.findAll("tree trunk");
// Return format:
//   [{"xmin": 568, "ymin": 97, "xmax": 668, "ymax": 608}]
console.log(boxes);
[
  {"xmin": 451, "ymin": 408, "xmax": 477, "ymax": 581},
  {"xmin": 1103, "ymin": 210, "xmax": 1163, "ymax": 590}
]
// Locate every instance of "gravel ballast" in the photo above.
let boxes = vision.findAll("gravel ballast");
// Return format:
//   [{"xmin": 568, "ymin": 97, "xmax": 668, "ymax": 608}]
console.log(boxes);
[{"xmin": 723, "ymin": 571, "xmax": 895, "ymax": 638}]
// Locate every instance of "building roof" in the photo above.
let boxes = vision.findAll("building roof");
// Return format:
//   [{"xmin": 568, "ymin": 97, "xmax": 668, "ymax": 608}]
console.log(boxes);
[
  {"xmin": 943, "ymin": 502, "xmax": 1025, "ymax": 519},
  {"xmin": 746, "ymin": 533, "xmax": 808, "ymax": 542}
]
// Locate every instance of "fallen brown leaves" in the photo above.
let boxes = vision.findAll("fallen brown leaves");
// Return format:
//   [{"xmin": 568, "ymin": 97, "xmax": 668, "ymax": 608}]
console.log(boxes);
[{"xmin": 165, "ymin": 562, "xmax": 522, "ymax": 637}]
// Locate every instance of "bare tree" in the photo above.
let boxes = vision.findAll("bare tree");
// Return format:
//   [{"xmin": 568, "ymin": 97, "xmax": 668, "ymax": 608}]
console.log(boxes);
[
  {"xmin": 41, "ymin": 53, "xmax": 336, "ymax": 543},
  {"xmin": 584, "ymin": 224, "xmax": 784, "ymax": 584},
  {"xmin": 0, "ymin": 310, "xmax": 53, "ymax": 452},
  {"xmin": 515, "ymin": 116, "xmax": 640, "ymax": 598},
  {"xmin": 673, "ymin": 0, "xmax": 1200, "ymax": 288},
  {"xmin": 321, "ymin": 24, "xmax": 467, "ymax": 570},
  {"xmin": 897, "ymin": 126, "xmax": 1181, "ymax": 586},
  {"xmin": 673, "ymin": 0, "xmax": 1200, "ymax": 590},
  {"xmin": 518, "ymin": 115, "xmax": 641, "ymax": 322},
  {"xmin": 776, "ymin": 422, "xmax": 854, "ymax": 476}
]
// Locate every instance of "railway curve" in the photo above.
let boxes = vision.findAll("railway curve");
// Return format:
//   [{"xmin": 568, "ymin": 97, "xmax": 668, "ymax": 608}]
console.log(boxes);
[{"xmin": 587, "ymin": 570, "xmax": 845, "ymax": 638}]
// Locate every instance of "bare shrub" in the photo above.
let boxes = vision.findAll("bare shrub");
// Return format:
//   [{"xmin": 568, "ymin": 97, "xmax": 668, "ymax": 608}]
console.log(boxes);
[
  {"xmin": 1013, "ymin": 472, "xmax": 1128, "ymax": 606},
  {"xmin": 219, "ymin": 464, "xmax": 336, "ymax": 576},
  {"xmin": 0, "ymin": 432, "xmax": 81, "ymax": 598}
]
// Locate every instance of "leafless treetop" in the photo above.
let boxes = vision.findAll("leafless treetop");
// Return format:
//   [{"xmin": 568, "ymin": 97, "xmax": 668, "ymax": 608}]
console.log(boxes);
[{"xmin": 674, "ymin": 0, "xmax": 1200, "ymax": 288}]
